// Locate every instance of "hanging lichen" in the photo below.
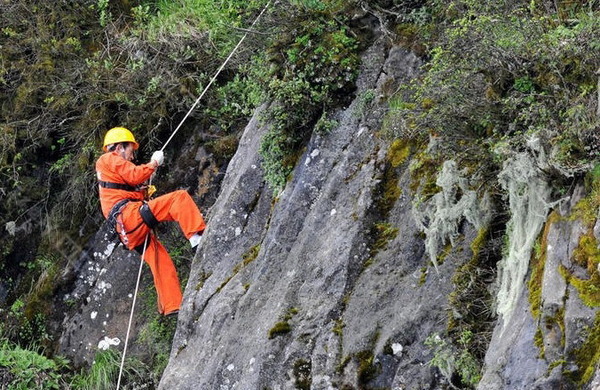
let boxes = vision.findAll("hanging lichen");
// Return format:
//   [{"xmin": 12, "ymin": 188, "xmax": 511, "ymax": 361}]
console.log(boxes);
[
  {"xmin": 495, "ymin": 151, "xmax": 552, "ymax": 325},
  {"xmin": 413, "ymin": 159, "xmax": 491, "ymax": 270}
]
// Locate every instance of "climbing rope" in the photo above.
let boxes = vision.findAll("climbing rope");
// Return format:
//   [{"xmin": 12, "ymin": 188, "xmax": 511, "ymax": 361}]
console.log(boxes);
[
  {"xmin": 116, "ymin": 234, "xmax": 149, "ymax": 390},
  {"xmin": 115, "ymin": 2, "xmax": 272, "ymax": 388}
]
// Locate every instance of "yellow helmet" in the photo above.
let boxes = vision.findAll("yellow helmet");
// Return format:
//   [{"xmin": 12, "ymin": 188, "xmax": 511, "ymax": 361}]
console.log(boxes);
[{"xmin": 102, "ymin": 127, "xmax": 139, "ymax": 152}]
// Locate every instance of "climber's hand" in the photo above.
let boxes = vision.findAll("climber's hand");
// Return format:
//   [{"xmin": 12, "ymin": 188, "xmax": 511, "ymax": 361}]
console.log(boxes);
[{"xmin": 151, "ymin": 151, "xmax": 164, "ymax": 166}]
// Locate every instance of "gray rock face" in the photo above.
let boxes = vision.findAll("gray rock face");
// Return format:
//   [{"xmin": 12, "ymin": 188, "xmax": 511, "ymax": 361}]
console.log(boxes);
[
  {"xmin": 55, "ymin": 129, "xmax": 221, "ymax": 368},
  {"xmin": 55, "ymin": 27, "xmax": 600, "ymax": 390},
  {"xmin": 57, "ymin": 222, "xmax": 151, "ymax": 366},
  {"xmin": 479, "ymin": 204, "xmax": 599, "ymax": 390},
  {"xmin": 158, "ymin": 40, "xmax": 461, "ymax": 389},
  {"xmin": 159, "ymin": 36, "xmax": 600, "ymax": 390}
]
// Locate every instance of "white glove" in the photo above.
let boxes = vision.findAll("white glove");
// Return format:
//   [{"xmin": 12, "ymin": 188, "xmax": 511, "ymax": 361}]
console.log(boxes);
[{"xmin": 151, "ymin": 151, "xmax": 164, "ymax": 166}]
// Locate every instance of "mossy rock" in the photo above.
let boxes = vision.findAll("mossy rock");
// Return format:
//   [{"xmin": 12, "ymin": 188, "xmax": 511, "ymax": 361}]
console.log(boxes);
[
  {"xmin": 561, "ymin": 230, "xmax": 600, "ymax": 308},
  {"xmin": 268, "ymin": 321, "xmax": 292, "ymax": 339},
  {"xmin": 387, "ymin": 139, "xmax": 411, "ymax": 168},
  {"xmin": 356, "ymin": 350, "xmax": 378, "ymax": 385},
  {"xmin": 564, "ymin": 312, "xmax": 600, "ymax": 385},
  {"xmin": 293, "ymin": 359, "xmax": 312, "ymax": 390}
]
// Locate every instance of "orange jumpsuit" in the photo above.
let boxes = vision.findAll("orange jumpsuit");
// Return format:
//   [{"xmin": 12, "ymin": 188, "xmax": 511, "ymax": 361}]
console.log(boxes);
[{"xmin": 96, "ymin": 151, "xmax": 206, "ymax": 315}]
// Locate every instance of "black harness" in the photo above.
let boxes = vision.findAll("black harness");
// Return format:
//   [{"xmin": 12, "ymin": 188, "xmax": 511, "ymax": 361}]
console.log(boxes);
[
  {"xmin": 103, "ymin": 182, "xmax": 160, "ymax": 254},
  {"xmin": 99, "ymin": 180, "xmax": 140, "ymax": 192}
]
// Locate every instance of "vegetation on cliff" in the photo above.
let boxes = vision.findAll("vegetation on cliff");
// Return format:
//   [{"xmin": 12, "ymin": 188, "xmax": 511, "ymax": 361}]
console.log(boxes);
[
  {"xmin": 0, "ymin": 0, "xmax": 364, "ymax": 386},
  {"xmin": 1, "ymin": 0, "xmax": 599, "ymax": 388}
]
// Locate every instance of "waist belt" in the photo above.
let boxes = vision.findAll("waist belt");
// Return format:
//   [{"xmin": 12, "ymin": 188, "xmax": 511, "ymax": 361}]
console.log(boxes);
[{"xmin": 99, "ymin": 180, "xmax": 138, "ymax": 192}]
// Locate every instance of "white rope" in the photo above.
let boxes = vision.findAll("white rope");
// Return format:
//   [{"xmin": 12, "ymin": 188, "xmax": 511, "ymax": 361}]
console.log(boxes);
[
  {"xmin": 115, "ymin": 3, "xmax": 272, "ymax": 387},
  {"xmin": 160, "ymin": 0, "xmax": 272, "ymax": 151},
  {"xmin": 116, "ymin": 234, "xmax": 149, "ymax": 390}
]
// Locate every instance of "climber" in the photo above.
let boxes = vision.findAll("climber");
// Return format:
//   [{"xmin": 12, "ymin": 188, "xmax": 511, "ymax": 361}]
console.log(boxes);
[{"xmin": 96, "ymin": 126, "xmax": 206, "ymax": 316}]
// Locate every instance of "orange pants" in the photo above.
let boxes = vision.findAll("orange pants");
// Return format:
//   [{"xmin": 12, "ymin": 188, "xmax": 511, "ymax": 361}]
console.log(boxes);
[{"xmin": 117, "ymin": 190, "xmax": 206, "ymax": 315}]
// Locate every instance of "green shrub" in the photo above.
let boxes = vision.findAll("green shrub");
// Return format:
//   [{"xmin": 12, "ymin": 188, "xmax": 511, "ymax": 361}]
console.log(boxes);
[
  {"xmin": 0, "ymin": 337, "xmax": 67, "ymax": 390},
  {"xmin": 425, "ymin": 330, "xmax": 481, "ymax": 387},
  {"xmin": 70, "ymin": 349, "xmax": 148, "ymax": 390},
  {"xmin": 139, "ymin": 0, "xmax": 267, "ymax": 55},
  {"xmin": 204, "ymin": 68, "xmax": 265, "ymax": 132},
  {"xmin": 1, "ymin": 299, "xmax": 52, "ymax": 350},
  {"xmin": 393, "ymin": 3, "xmax": 600, "ymax": 181},
  {"xmin": 70, "ymin": 349, "xmax": 119, "ymax": 390},
  {"xmin": 258, "ymin": 9, "xmax": 360, "ymax": 192}
]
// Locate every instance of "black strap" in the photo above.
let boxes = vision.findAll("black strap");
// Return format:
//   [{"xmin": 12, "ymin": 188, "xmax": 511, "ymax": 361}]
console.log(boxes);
[
  {"xmin": 107, "ymin": 199, "xmax": 132, "ymax": 224},
  {"xmin": 99, "ymin": 180, "xmax": 138, "ymax": 192},
  {"xmin": 106, "ymin": 199, "xmax": 133, "ymax": 242},
  {"xmin": 139, "ymin": 203, "xmax": 160, "ymax": 229},
  {"xmin": 105, "ymin": 199, "xmax": 159, "ymax": 249},
  {"xmin": 134, "ymin": 241, "xmax": 149, "ymax": 255}
]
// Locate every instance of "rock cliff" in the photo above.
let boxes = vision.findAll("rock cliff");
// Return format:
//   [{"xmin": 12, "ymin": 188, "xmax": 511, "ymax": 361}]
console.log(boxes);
[{"xmin": 57, "ymin": 31, "xmax": 600, "ymax": 390}]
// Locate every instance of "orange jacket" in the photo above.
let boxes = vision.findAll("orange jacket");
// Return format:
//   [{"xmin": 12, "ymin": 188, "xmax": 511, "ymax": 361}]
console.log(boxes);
[{"xmin": 96, "ymin": 151, "xmax": 156, "ymax": 218}]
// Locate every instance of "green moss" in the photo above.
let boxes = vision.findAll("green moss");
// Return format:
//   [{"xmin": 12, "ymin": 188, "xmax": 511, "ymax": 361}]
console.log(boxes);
[
  {"xmin": 548, "ymin": 359, "xmax": 566, "ymax": 372},
  {"xmin": 418, "ymin": 266, "xmax": 428, "ymax": 286},
  {"xmin": 470, "ymin": 227, "xmax": 489, "ymax": 259},
  {"xmin": 284, "ymin": 307, "xmax": 299, "ymax": 320},
  {"xmin": 529, "ymin": 230, "xmax": 548, "ymax": 318},
  {"xmin": 571, "ymin": 165, "xmax": 600, "ymax": 227},
  {"xmin": 352, "ymin": 331, "xmax": 381, "ymax": 385},
  {"xmin": 336, "ymin": 355, "xmax": 351, "ymax": 374},
  {"xmin": 534, "ymin": 327, "xmax": 545, "ymax": 359},
  {"xmin": 363, "ymin": 257, "xmax": 374, "ymax": 268},
  {"xmin": 560, "ymin": 230, "xmax": 600, "ymax": 308},
  {"xmin": 356, "ymin": 350, "xmax": 378, "ymax": 384},
  {"xmin": 268, "ymin": 307, "xmax": 298, "ymax": 339},
  {"xmin": 242, "ymin": 244, "xmax": 261, "ymax": 265},
  {"xmin": 216, "ymin": 275, "xmax": 233, "ymax": 294},
  {"xmin": 373, "ymin": 223, "xmax": 399, "ymax": 249},
  {"xmin": 529, "ymin": 211, "xmax": 562, "ymax": 320},
  {"xmin": 332, "ymin": 319, "xmax": 345, "ymax": 337},
  {"xmin": 293, "ymin": 359, "xmax": 312, "ymax": 390},
  {"xmin": 379, "ymin": 161, "xmax": 402, "ymax": 216},
  {"xmin": 268, "ymin": 321, "xmax": 292, "ymax": 339},
  {"xmin": 573, "ymin": 234, "xmax": 600, "ymax": 267},
  {"xmin": 409, "ymin": 148, "xmax": 442, "ymax": 199},
  {"xmin": 195, "ymin": 270, "xmax": 212, "ymax": 291},
  {"xmin": 218, "ymin": 243, "xmax": 262, "ymax": 293},
  {"xmin": 561, "ymin": 265, "xmax": 600, "ymax": 308},
  {"xmin": 564, "ymin": 312, "xmax": 600, "ymax": 385},
  {"xmin": 547, "ymin": 306, "xmax": 566, "ymax": 348},
  {"xmin": 365, "ymin": 222, "xmax": 399, "ymax": 268},
  {"xmin": 436, "ymin": 242, "xmax": 453, "ymax": 266},
  {"xmin": 361, "ymin": 146, "xmax": 402, "ymax": 258},
  {"xmin": 388, "ymin": 139, "xmax": 411, "ymax": 168}
]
